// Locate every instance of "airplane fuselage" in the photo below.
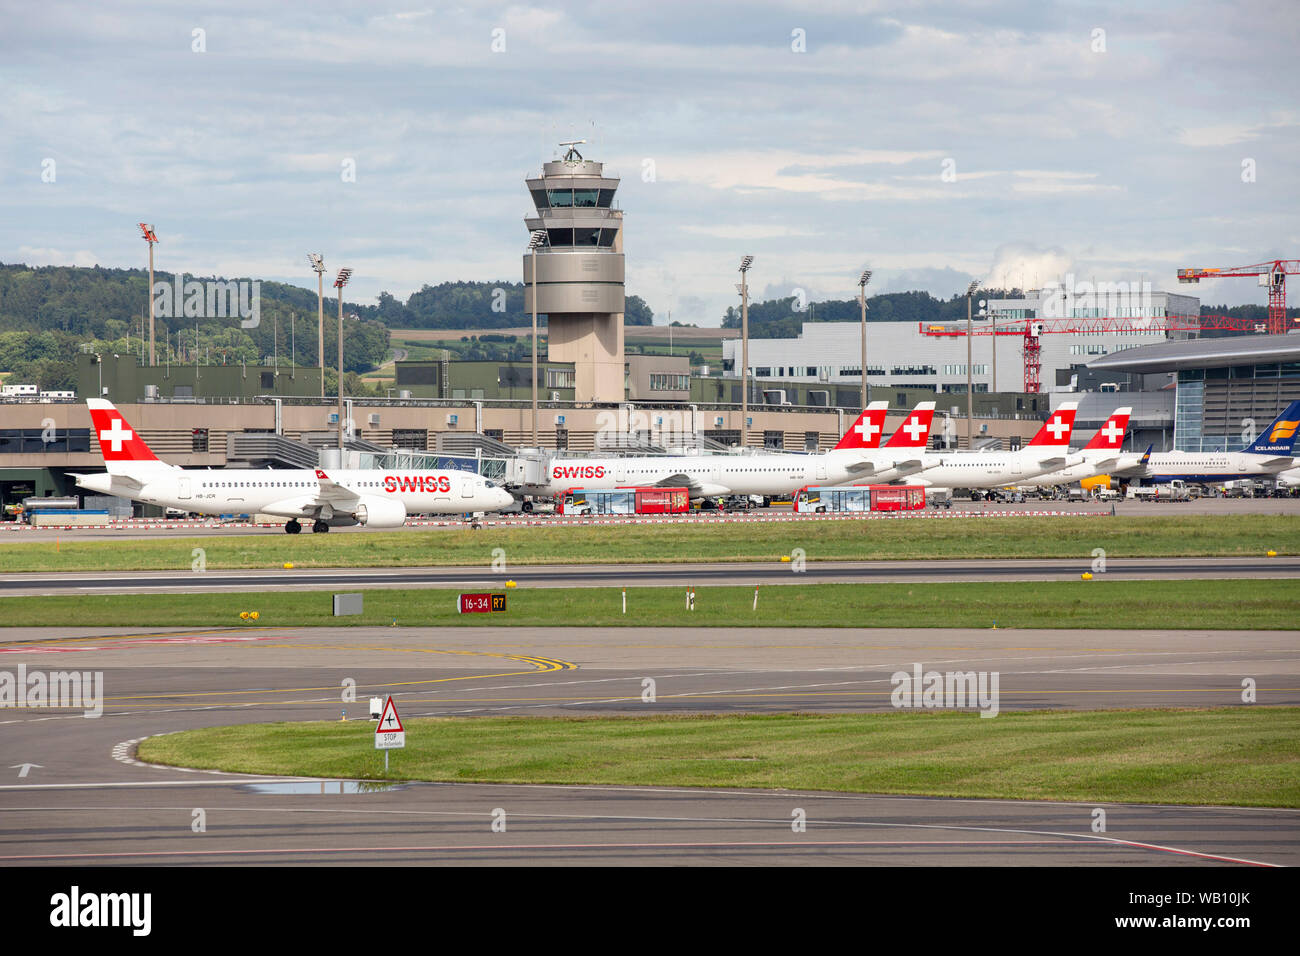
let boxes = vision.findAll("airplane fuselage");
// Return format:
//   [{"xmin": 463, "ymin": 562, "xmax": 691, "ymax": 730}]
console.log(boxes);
[
  {"xmin": 530, "ymin": 449, "xmax": 920, "ymax": 499},
  {"xmin": 78, "ymin": 467, "xmax": 512, "ymax": 522}
]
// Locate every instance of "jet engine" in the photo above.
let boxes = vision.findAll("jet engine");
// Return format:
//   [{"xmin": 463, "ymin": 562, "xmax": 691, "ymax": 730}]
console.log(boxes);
[{"xmin": 352, "ymin": 496, "xmax": 407, "ymax": 528}]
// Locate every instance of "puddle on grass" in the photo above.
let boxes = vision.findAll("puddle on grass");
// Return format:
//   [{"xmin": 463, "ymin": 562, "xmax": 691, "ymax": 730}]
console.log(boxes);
[{"xmin": 242, "ymin": 780, "xmax": 405, "ymax": 795}]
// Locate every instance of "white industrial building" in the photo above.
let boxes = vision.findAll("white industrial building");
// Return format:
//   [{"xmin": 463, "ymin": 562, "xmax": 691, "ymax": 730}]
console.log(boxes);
[{"xmin": 722, "ymin": 289, "xmax": 1200, "ymax": 395}]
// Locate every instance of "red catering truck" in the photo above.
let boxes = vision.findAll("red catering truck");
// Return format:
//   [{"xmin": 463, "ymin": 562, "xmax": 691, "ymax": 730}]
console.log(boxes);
[
  {"xmin": 557, "ymin": 487, "xmax": 690, "ymax": 516},
  {"xmin": 793, "ymin": 484, "xmax": 926, "ymax": 513}
]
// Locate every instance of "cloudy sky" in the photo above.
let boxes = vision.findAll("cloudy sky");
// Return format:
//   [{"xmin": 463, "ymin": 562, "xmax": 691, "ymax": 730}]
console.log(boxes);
[{"xmin": 2, "ymin": 1, "xmax": 1297, "ymax": 325}]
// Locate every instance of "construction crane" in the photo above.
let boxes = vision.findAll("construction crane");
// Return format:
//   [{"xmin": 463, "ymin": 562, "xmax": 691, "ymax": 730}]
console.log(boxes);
[
  {"xmin": 918, "ymin": 312, "xmax": 1262, "ymax": 394},
  {"xmin": 1177, "ymin": 259, "xmax": 1300, "ymax": 335}
]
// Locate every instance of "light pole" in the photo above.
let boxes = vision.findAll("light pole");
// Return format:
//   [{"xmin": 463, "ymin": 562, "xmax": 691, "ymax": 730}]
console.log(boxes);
[
  {"xmin": 857, "ymin": 269, "xmax": 873, "ymax": 411},
  {"xmin": 528, "ymin": 230, "xmax": 546, "ymax": 447},
  {"xmin": 139, "ymin": 224, "xmax": 158, "ymax": 366},
  {"xmin": 334, "ymin": 267, "xmax": 353, "ymax": 453},
  {"xmin": 309, "ymin": 254, "xmax": 326, "ymax": 397},
  {"xmin": 965, "ymin": 280, "xmax": 979, "ymax": 447},
  {"xmin": 979, "ymin": 299, "xmax": 995, "ymax": 393},
  {"xmin": 738, "ymin": 255, "xmax": 753, "ymax": 447}
]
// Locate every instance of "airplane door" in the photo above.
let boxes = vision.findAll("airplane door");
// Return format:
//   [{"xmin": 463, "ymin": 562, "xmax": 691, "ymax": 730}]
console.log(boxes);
[
  {"xmin": 178, "ymin": 477, "xmax": 191, "ymax": 499},
  {"xmin": 615, "ymin": 462, "xmax": 626, "ymax": 482},
  {"xmin": 461, "ymin": 473, "xmax": 473, "ymax": 498},
  {"xmin": 816, "ymin": 462, "xmax": 827, "ymax": 481}
]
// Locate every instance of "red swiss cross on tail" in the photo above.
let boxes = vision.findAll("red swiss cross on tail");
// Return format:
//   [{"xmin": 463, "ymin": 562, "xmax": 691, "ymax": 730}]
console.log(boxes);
[
  {"xmin": 1027, "ymin": 402, "xmax": 1078, "ymax": 447},
  {"xmin": 85, "ymin": 399, "xmax": 172, "ymax": 477},
  {"xmin": 834, "ymin": 402, "xmax": 890, "ymax": 450},
  {"xmin": 1083, "ymin": 407, "xmax": 1131, "ymax": 450},
  {"xmin": 884, "ymin": 401, "xmax": 936, "ymax": 448}
]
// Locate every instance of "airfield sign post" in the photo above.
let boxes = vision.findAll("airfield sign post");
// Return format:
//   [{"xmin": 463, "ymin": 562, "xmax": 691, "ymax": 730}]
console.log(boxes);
[{"xmin": 374, "ymin": 695, "xmax": 405, "ymax": 773}]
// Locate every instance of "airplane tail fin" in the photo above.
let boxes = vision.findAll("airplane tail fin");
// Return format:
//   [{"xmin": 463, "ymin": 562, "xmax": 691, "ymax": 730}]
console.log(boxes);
[
  {"xmin": 1082, "ymin": 407, "xmax": 1131, "ymax": 450},
  {"xmin": 884, "ymin": 402, "xmax": 936, "ymax": 449},
  {"xmin": 1027, "ymin": 401, "xmax": 1078, "ymax": 448},
  {"xmin": 1242, "ymin": 401, "xmax": 1300, "ymax": 456},
  {"xmin": 86, "ymin": 399, "xmax": 173, "ymax": 477},
  {"xmin": 833, "ymin": 401, "xmax": 890, "ymax": 450}
]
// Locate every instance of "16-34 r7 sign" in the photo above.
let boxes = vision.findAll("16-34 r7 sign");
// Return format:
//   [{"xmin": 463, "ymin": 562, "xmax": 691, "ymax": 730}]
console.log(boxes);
[{"xmin": 458, "ymin": 593, "xmax": 506, "ymax": 614}]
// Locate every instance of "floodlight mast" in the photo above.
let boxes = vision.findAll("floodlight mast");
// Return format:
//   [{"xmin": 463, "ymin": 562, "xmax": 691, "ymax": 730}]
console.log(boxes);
[
  {"xmin": 966, "ymin": 279, "xmax": 980, "ymax": 445},
  {"xmin": 309, "ymin": 254, "xmax": 326, "ymax": 397},
  {"xmin": 739, "ymin": 256, "xmax": 753, "ymax": 447},
  {"xmin": 858, "ymin": 269, "xmax": 873, "ymax": 411},
  {"xmin": 139, "ymin": 224, "xmax": 158, "ymax": 366},
  {"xmin": 334, "ymin": 268, "xmax": 353, "ymax": 452}
]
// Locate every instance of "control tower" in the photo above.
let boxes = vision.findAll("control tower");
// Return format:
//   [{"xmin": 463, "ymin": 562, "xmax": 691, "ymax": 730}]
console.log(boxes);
[{"xmin": 523, "ymin": 142, "xmax": 625, "ymax": 403}]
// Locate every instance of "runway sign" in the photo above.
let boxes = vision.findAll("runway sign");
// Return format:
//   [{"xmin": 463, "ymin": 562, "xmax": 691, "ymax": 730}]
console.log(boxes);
[{"xmin": 458, "ymin": 592, "xmax": 507, "ymax": 614}]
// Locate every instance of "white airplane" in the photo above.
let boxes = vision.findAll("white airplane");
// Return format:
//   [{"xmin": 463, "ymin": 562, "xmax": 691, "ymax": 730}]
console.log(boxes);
[
  {"xmin": 523, "ymin": 401, "xmax": 939, "ymax": 501},
  {"xmin": 896, "ymin": 402, "xmax": 1083, "ymax": 490},
  {"xmin": 1106, "ymin": 400, "xmax": 1300, "ymax": 485},
  {"xmin": 1019, "ymin": 407, "xmax": 1133, "ymax": 488},
  {"xmin": 73, "ymin": 399, "xmax": 514, "ymax": 533}
]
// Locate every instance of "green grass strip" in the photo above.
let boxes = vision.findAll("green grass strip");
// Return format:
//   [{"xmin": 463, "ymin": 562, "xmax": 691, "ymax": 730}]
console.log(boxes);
[
  {"xmin": 137, "ymin": 708, "xmax": 1300, "ymax": 808},
  {"xmin": 1, "ymin": 514, "xmax": 1295, "ymax": 572},
  {"xmin": 3, "ymin": 579, "xmax": 1296, "ymax": 629}
]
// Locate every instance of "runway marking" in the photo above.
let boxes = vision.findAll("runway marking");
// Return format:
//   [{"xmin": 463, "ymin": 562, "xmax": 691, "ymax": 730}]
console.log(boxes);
[{"xmin": 0, "ymin": 832, "xmax": 1277, "ymax": 866}]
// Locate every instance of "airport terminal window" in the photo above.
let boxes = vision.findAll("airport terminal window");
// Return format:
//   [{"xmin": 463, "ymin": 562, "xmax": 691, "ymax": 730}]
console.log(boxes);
[
  {"xmin": 555, "ymin": 427, "xmax": 568, "ymax": 450},
  {"xmin": 530, "ymin": 188, "xmax": 550, "ymax": 209},
  {"xmin": 546, "ymin": 367, "xmax": 575, "ymax": 389},
  {"xmin": 192, "ymin": 428, "xmax": 208, "ymax": 453},
  {"xmin": 574, "ymin": 228, "xmax": 600, "ymax": 246},
  {"xmin": 546, "ymin": 228, "xmax": 573, "ymax": 246},
  {"xmin": 754, "ymin": 367, "xmax": 771, "ymax": 377},
  {"xmin": 598, "ymin": 228, "xmax": 617, "ymax": 246},
  {"xmin": 547, "ymin": 189, "xmax": 574, "ymax": 207},
  {"xmin": 572, "ymin": 189, "xmax": 598, "ymax": 207},
  {"xmin": 763, "ymin": 431, "xmax": 784, "ymax": 449},
  {"xmin": 597, "ymin": 189, "xmax": 616, "ymax": 207},
  {"xmin": 0, "ymin": 428, "xmax": 90, "ymax": 453}
]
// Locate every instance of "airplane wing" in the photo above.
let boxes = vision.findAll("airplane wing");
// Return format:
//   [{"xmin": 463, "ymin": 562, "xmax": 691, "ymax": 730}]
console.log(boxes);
[
  {"xmin": 314, "ymin": 469, "xmax": 361, "ymax": 507},
  {"xmin": 1256, "ymin": 456, "xmax": 1295, "ymax": 471},
  {"xmin": 654, "ymin": 473, "xmax": 730, "ymax": 497},
  {"xmin": 886, "ymin": 458, "xmax": 930, "ymax": 478}
]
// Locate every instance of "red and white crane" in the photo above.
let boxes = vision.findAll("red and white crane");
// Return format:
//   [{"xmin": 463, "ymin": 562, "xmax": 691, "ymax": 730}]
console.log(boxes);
[{"xmin": 1177, "ymin": 259, "xmax": 1300, "ymax": 336}]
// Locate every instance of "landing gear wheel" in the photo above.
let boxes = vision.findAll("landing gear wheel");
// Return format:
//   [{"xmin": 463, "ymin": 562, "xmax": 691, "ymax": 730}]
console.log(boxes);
[
  {"xmin": 312, "ymin": 519, "xmax": 330, "ymax": 533},
  {"xmin": 285, "ymin": 519, "xmax": 301, "ymax": 535},
  {"xmin": 521, "ymin": 500, "xmax": 533, "ymax": 513}
]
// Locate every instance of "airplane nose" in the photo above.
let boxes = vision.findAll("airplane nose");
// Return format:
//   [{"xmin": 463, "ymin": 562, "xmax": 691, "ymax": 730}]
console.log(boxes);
[{"xmin": 494, "ymin": 489, "xmax": 514, "ymax": 510}]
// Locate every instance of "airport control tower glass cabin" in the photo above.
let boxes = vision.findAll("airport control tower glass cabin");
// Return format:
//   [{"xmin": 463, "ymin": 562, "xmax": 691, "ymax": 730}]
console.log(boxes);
[{"xmin": 523, "ymin": 142, "xmax": 626, "ymax": 403}]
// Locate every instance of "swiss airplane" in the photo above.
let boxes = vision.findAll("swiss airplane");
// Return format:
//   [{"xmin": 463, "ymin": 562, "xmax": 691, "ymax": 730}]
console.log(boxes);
[
  {"xmin": 895, "ymin": 402, "xmax": 1083, "ymax": 490},
  {"xmin": 73, "ymin": 399, "xmax": 514, "ymax": 533},
  {"xmin": 523, "ymin": 401, "xmax": 939, "ymax": 501},
  {"xmin": 1106, "ymin": 400, "xmax": 1300, "ymax": 484},
  {"xmin": 1018, "ymin": 407, "xmax": 1133, "ymax": 488}
]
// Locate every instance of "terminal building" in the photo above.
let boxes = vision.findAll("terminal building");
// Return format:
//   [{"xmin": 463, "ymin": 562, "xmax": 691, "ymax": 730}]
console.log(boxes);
[
  {"xmin": 1088, "ymin": 334, "xmax": 1300, "ymax": 452},
  {"xmin": 721, "ymin": 289, "xmax": 1199, "ymax": 397}
]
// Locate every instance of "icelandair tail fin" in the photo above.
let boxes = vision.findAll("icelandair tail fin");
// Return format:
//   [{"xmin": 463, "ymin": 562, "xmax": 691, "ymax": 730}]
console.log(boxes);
[
  {"xmin": 1242, "ymin": 400, "xmax": 1300, "ymax": 456},
  {"xmin": 884, "ymin": 401, "xmax": 936, "ymax": 448},
  {"xmin": 1140, "ymin": 444, "xmax": 1153, "ymax": 465},
  {"xmin": 1027, "ymin": 402, "xmax": 1078, "ymax": 447},
  {"xmin": 1083, "ymin": 407, "xmax": 1131, "ymax": 451},
  {"xmin": 834, "ymin": 401, "xmax": 890, "ymax": 450},
  {"xmin": 86, "ymin": 399, "xmax": 174, "ymax": 476}
]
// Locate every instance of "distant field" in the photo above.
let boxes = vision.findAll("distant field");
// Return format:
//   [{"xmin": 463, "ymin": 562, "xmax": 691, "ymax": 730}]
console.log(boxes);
[
  {"xmin": 0, "ymin": 515, "xmax": 1293, "ymax": 573},
  {"xmin": 2, "ymin": 580, "xmax": 1295, "ymax": 629},
  {"xmin": 137, "ymin": 708, "xmax": 1300, "ymax": 807}
]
